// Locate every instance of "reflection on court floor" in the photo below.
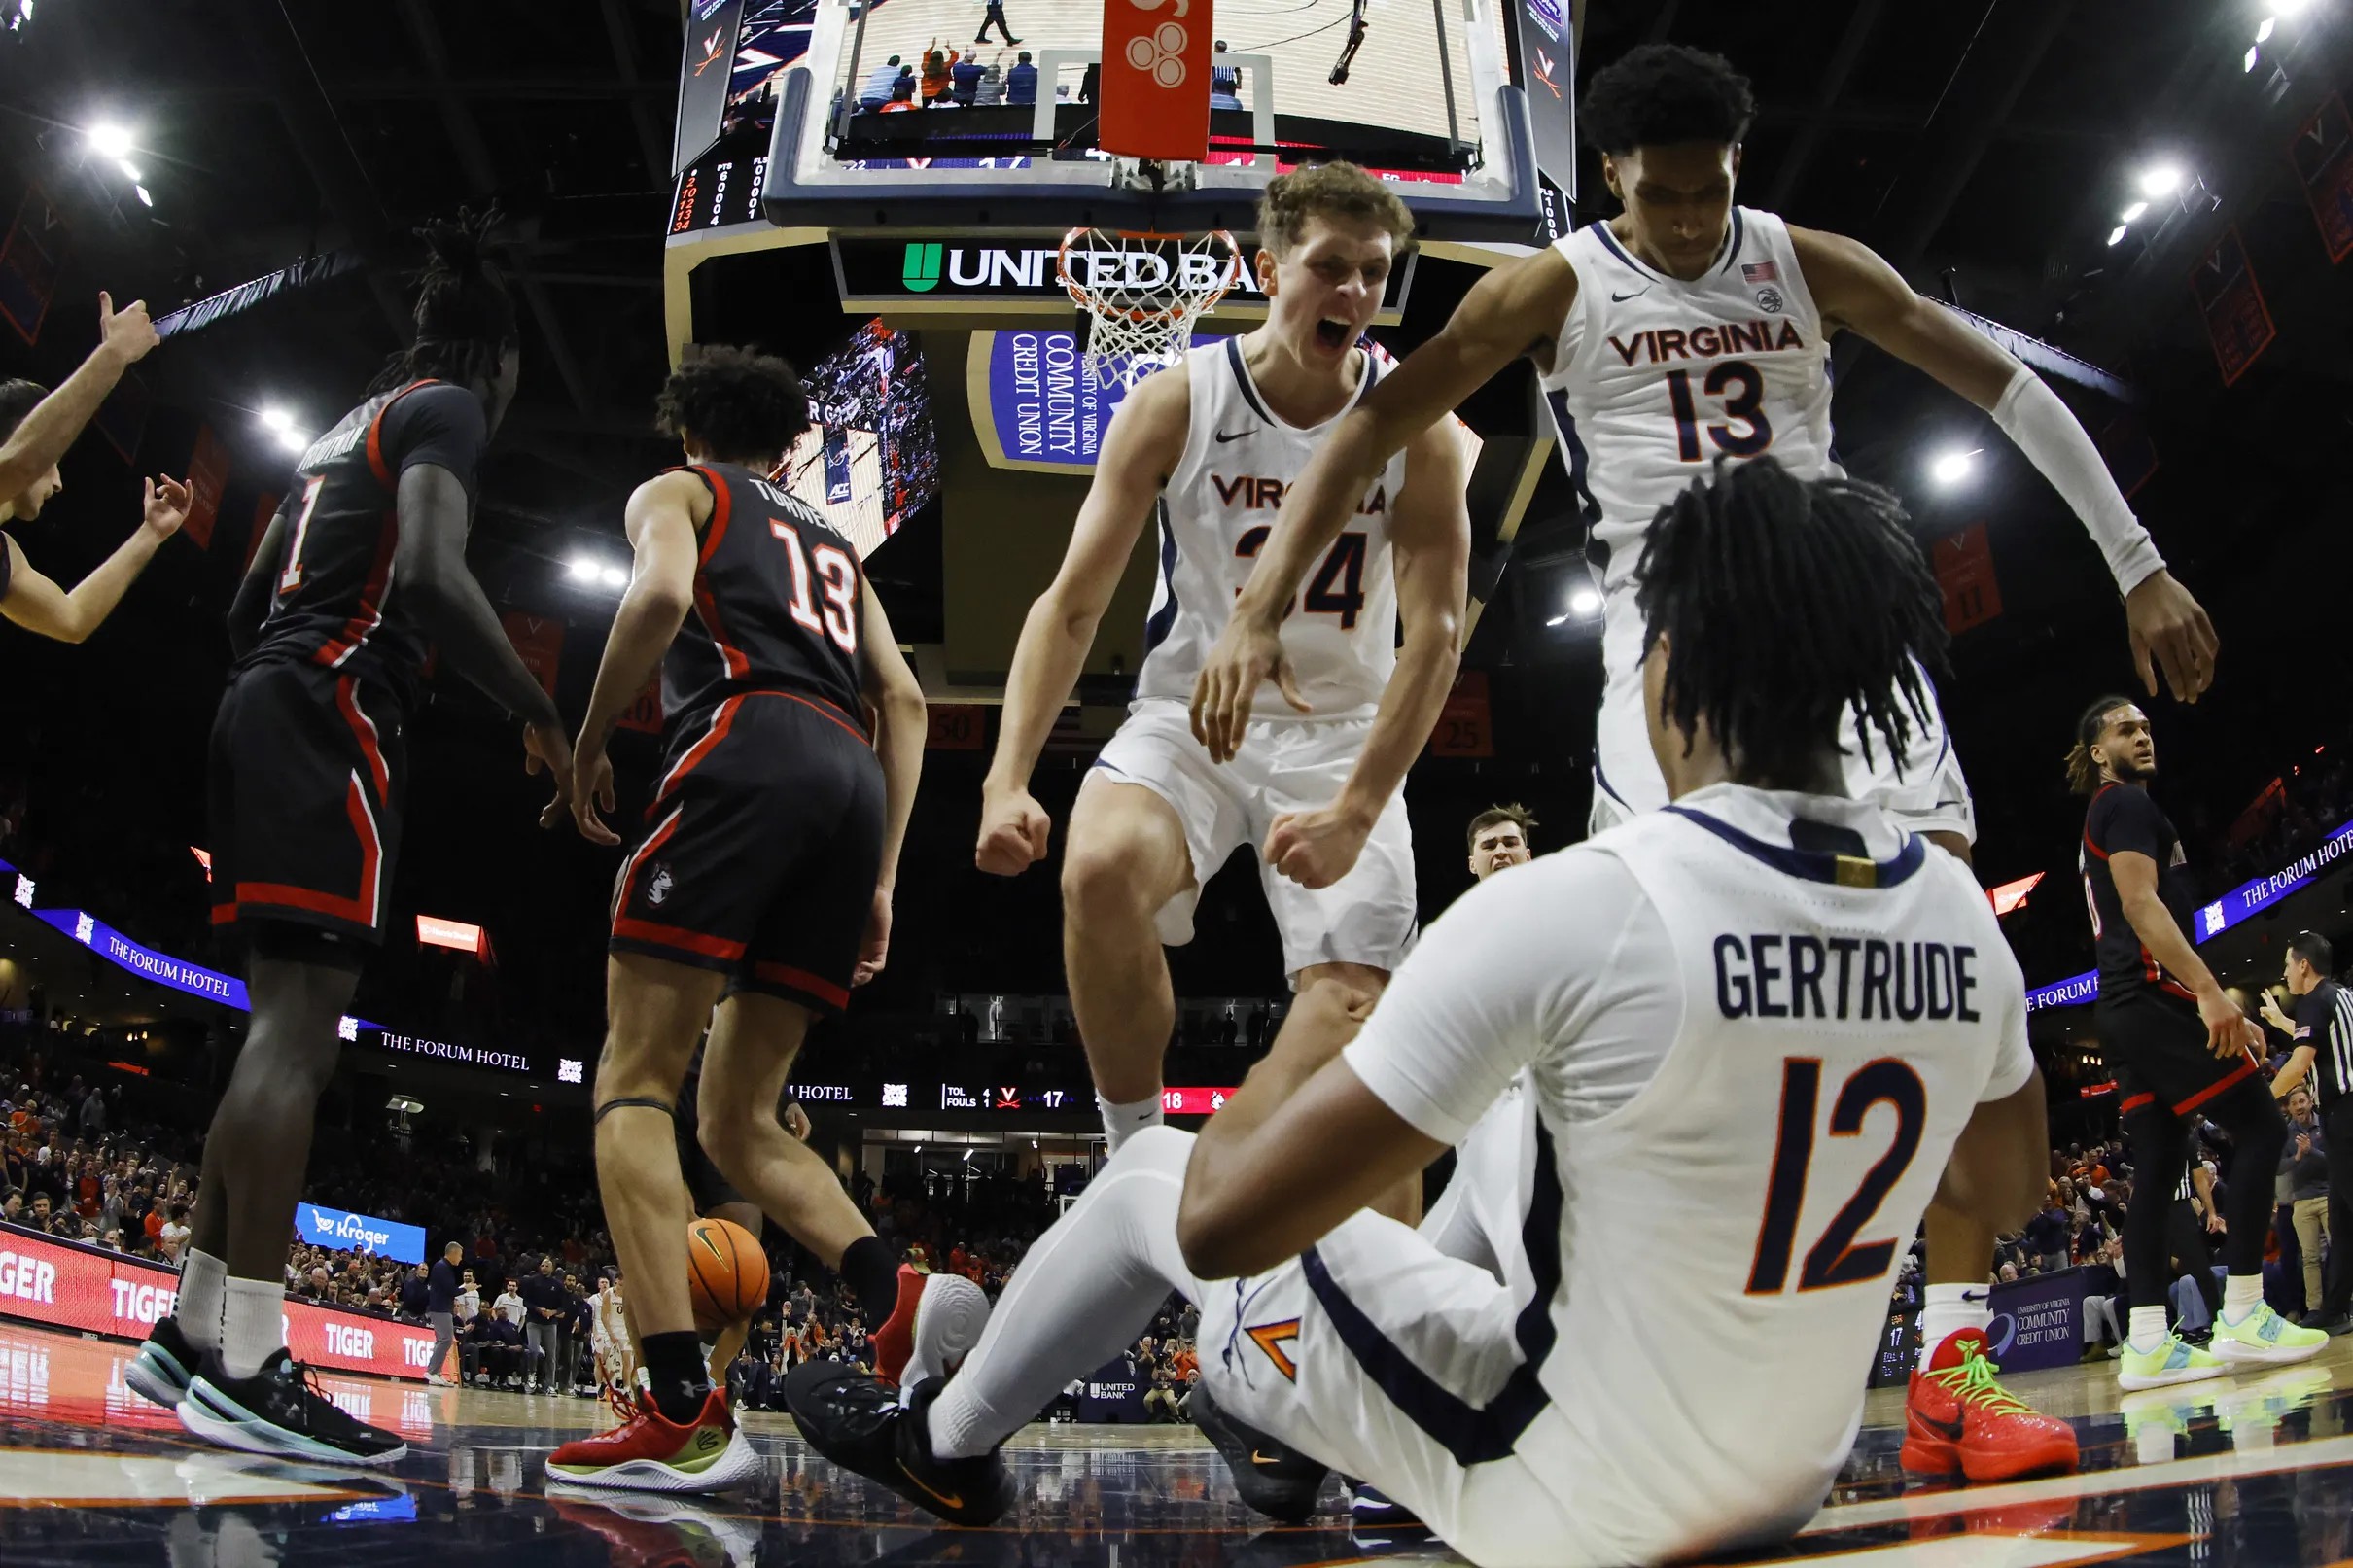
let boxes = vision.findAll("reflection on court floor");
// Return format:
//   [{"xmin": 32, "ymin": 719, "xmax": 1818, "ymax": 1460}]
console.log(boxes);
[{"xmin": 0, "ymin": 1320, "xmax": 2347, "ymax": 1567}]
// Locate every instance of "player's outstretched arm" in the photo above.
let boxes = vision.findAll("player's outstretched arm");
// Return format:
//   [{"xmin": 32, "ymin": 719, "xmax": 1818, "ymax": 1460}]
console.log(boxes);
[
  {"xmin": 857, "ymin": 576, "xmax": 927, "ymax": 984},
  {"xmin": 0, "ymin": 294, "xmax": 158, "ymax": 505},
  {"xmin": 228, "ymin": 507, "xmax": 288, "ymax": 658},
  {"xmin": 394, "ymin": 462, "xmax": 572, "ymax": 810},
  {"xmin": 976, "ymin": 364, "xmax": 1185, "ymax": 875},
  {"xmin": 1263, "ymin": 419, "xmax": 1469, "ymax": 889},
  {"xmin": 558, "ymin": 470, "xmax": 703, "ymax": 844},
  {"xmin": 0, "ymin": 475, "xmax": 189, "ymax": 644},
  {"xmin": 1191, "ymin": 249, "xmax": 1573, "ymax": 762},
  {"xmin": 2111, "ymin": 847, "xmax": 2258, "ymax": 1060},
  {"xmin": 1787, "ymin": 225, "xmax": 2217, "ymax": 704}
]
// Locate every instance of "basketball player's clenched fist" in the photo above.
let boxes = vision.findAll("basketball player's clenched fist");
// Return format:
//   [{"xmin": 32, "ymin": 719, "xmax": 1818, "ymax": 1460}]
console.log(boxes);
[
  {"xmin": 976, "ymin": 785, "xmax": 1052, "ymax": 875},
  {"xmin": 1264, "ymin": 801, "xmax": 1374, "ymax": 890}
]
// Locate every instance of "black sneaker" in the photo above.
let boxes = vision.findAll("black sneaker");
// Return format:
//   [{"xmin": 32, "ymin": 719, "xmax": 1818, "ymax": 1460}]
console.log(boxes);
[
  {"xmin": 125, "ymin": 1315, "xmax": 200, "ymax": 1410},
  {"xmin": 1188, "ymin": 1384, "xmax": 1327, "ymax": 1523},
  {"xmin": 783, "ymin": 1362, "xmax": 1010, "ymax": 1525},
  {"xmin": 179, "ymin": 1350, "xmax": 407, "ymax": 1468}
]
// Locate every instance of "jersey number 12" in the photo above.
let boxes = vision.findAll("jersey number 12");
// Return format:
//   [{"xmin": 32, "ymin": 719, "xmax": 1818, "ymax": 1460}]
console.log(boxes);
[{"xmin": 1745, "ymin": 1057, "xmax": 1925, "ymax": 1294}]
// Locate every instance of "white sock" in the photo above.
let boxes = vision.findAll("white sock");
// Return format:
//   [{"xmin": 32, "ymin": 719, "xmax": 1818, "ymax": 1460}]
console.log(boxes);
[
  {"xmin": 928, "ymin": 1126, "xmax": 1201, "ymax": 1460},
  {"xmin": 177, "ymin": 1249, "xmax": 227, "ymax": 1354},
  {"xmin": 1915, "ymin": 1283, "xmax": 1989, "ymax": 1370},
  {"xmin": 221, "ymin": 1277, "xmax": 286, "ymax": 1381},
  {"xmin": 2127, "ymin": 1305, "xmax": 2171, "ymax": 1354},
  {"xmin": 2221, "ymin": 1274, "xmax": 2263, "ymax": 1323},
  {"xmin": 1097, "ymin": 1093, "xmax": 1165, "ymax": 1157}
]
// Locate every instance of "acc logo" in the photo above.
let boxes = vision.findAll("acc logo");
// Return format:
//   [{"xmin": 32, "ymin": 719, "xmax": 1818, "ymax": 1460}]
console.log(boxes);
[
  {"xmin": 1126, "ymin": 0, "xmax": 1191, "ymax": 88},
  {"xmin": 1755, "ymin": 286, "xmax": 1785, "ymax": 314}
]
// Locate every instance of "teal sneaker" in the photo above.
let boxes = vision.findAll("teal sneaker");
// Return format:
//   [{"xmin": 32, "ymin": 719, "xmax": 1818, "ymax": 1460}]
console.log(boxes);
[
  {"xmin": 2211, "ymin": 1301, "xmax": 2329, "ymax": 1368},
  {"xmin": 2118, "ymin": 1332, "xmax": 2228, "ymax": 1392}
]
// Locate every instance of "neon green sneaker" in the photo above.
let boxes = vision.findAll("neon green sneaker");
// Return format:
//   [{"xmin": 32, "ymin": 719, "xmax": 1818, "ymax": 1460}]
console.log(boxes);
[
  {"xmin": 2211, "ymin": 1302, "xmax": 2329, "ymax": 1368},
  {"xmin": 2118, "ymin": 1332, "xmax": 2228, "ymax": 1392}
]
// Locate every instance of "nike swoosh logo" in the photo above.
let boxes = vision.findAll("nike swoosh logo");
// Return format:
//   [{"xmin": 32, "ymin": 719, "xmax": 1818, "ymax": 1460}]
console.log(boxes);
[
  {"xmin": 898, "ymin": 1458, "xmax": 964, "ymax": 1511},
  {"xmin": 1611, "ymin": 289, "xmax": 1651, "ymax": 302},
  {"xmin": 1214, "ymin": 428, "xmax": 1257, "ymax": 443},
  {"xmin": 1250, "ymin": 1449, "xmax": 1282, "ymax": 1466}
]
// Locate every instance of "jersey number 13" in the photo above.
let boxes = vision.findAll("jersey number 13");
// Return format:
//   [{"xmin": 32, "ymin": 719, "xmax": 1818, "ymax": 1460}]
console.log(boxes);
[{"xmin": 1665, "ymin": 362, "xmax": 1773, "ymax": 462}]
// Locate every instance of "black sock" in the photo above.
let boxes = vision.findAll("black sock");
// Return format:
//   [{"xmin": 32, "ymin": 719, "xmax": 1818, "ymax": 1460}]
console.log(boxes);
[
  {"xmin": 641, "ymin": 1331, "xmax": 711, "ymax": 1424},
  {"xmin": 841, "ymin": 1235, "xmax": 901, "ymax": 1327}
]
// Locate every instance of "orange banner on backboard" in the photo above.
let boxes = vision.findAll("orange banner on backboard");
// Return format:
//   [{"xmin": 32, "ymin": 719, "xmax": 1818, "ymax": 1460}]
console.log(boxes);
[{"xmin": 1101, "ymin": 0, "xmax": 1213, "ymax": 161}]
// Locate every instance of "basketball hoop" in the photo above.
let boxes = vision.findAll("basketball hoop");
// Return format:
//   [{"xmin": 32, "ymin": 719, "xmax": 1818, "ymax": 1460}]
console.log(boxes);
[{"xmin": 1057, "ymin": 226, "xmax": 1245, "ymax": 389}]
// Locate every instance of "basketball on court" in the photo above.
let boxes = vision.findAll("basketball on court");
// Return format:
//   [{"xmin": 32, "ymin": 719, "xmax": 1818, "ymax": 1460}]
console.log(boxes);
[{"xmin": 685, "ymin": 1217, "xmax": 768, "ymax": 1333}]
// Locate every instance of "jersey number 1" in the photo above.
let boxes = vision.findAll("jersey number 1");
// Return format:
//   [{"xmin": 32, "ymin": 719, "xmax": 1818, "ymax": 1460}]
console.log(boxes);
[{"xmin": 1745, "ymin": 1057, "xmax": 1926, "ymax": 1294}]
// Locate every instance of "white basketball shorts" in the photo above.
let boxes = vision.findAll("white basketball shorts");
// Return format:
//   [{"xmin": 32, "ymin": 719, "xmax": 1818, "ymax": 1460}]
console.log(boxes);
[
  {"xmin": 1090, "ymin": 699, "xmax": 1417, "ymax": 983},
  {"xmin": 1590, "ymin": 677, "xmax": 1976, "ymax": 846}
]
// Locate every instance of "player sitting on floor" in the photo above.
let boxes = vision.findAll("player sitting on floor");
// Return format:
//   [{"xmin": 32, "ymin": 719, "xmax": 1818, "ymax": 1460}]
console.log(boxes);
[{"xmin": 785, "ymin": 456, "xmax": 2053, "ymax": 1567}]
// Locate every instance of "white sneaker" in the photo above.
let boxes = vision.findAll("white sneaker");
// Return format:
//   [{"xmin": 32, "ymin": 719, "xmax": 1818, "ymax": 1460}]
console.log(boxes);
[{"xmin": 899, "ymin": 1274, "xmax": 991, "ymax": 1407}]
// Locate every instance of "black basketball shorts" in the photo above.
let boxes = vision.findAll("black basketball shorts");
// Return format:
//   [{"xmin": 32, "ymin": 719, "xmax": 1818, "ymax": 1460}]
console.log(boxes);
[
  {"xmin": 609, "ymin": 689, "xmax": 884, "ymax": 1016},
  {"xmin": 2098, "ymin": 989, "xmax": 2262, "ymax": 1121},
  {"xmin": 208, "ymin": 658, "xmax": 406, "ymax": 948}
]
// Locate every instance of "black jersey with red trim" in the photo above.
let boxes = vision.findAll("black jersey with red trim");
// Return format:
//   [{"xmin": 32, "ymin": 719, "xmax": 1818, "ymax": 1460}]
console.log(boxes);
[
  {"xmin": 2080, "ymin": 782, "xmax": 2200, "ymax": 1004},
  {"xmin": 665, "ymin": 462, "xmax": 867, "ymax": 729},
  {"xmin": 243, "ymin": 380, "xmax": 487, "ymax": 708}
]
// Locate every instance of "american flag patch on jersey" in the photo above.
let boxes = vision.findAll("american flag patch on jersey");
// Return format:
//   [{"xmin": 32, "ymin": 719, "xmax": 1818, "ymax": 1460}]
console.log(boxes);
[{"xmin": 1742, "ymin": 261, "xmax": 1779, "ymax": 284}]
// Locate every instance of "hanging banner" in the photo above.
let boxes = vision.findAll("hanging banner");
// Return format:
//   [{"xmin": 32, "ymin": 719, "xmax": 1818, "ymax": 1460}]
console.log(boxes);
[
  {"xmin": 822, "ymin": 425, "xmax": 854, "ymax": 505},
  {"xmin": 672, "ymin": 0, "xmax": 747, "ymax": 179},
  {"xmin": 181, "ymin": 426, "xmax": 231, "ymax": 551},
  {"xmin": 2289, "ymin": 97, "xmax": 2353, "ymax": 264},
  {"xmin": 926, "ymin": 704, "xmax": 986, "ymax": 751},
  {"xmin": 0, "ymin": 186, "xmax": 64, "ymax": 346},
  {"xmin": 500, "ymin": 610, "xmax": 565, "ymax": 698},
  {"xmin": 1428, "ymin": 671, "xmax": 1494, "ymax": 758},
  {"xmin": 1933, "ymin": 524, "xmax": 2002, "ymax": 635},
  {"xmin": 94, "ymin": 370, "xmax": 151, "ymax": 465},
  {"xmin": 1100, "ymin": 0, "xmax": 1213, "ymax": 161},
  {"xmin": 1502, "ymin": 0, "xmax": 1576, "ymax": 238},
  {"xmin": 616, "ymin": 677, "xmax": 664, "ymax": 735},
  {"xmin": 2191, "ymin": 226, "xmax": 2274, "ymax": 387},
  {"xmin": 2095, "ymin": 412, "xmax": 2158, "ymax": 502}
]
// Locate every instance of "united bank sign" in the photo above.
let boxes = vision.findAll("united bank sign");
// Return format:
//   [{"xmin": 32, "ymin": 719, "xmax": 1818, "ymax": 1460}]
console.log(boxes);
[{"xmin": 831, "ymin": 234, "xmax": 1410, "ymax": 320}]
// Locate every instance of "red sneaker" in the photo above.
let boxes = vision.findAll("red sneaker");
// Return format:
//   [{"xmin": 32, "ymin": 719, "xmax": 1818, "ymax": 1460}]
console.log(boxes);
[
  {"xmin": 545, "ymin": 1385, "xmax": 760, "ymax": 1493},
  {"xmin": 1900, "ymin": 1328, "xmax": 2079, "ymax": 1482},
  {"xmin": 870, "ymin": 1263, "xmax": 927, "ymax": 1387}
]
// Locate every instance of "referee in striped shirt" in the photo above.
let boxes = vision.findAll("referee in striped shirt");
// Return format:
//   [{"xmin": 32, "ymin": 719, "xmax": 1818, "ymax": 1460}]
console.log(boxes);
[{"xmin": 2274, "ymin": 930, "xmax": 2352, "ymax": 1333}]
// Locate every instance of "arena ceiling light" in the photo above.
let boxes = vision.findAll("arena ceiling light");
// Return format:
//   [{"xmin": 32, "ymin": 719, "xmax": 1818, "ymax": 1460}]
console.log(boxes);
[
  {"xmin": 260, "ymin": 406, "xmax": 294, "ymax": 432},
  {"xmin": 2120, "ymin": 201, "xmax": 2148, "ymax": 224},
  {"xmin": 1929, "ymin": 449, "xmax": 1977, "ymax": 487},
  {"xmin": 599, "ymin": 565, "xmax": 628, "ymax": 589},
  {"xmin": 273, "ymin": 426, "xmax": 310, "ymax": 454},
  {"xmin": 2136, "ymin": 163, "xmax": 2184, "ymax": 199},
  {"xmin": 2257, "ymin": 17, "xmax": 2276, "ymax": 42},
  {"xmin": 1568, "ymin": 585, "xmax": 1602, "ymax": 618},
  {"xmin": 86, "ymin": 120, "xmax": 134, "ymax": 159},
  {"xmin": 2106, "ymin": 225, "xmax": 2128, "ymax": 247}
]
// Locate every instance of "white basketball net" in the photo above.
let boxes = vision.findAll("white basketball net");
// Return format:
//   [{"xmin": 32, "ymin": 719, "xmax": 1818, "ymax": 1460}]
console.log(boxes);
[{"xmin": 1058, "ymin": 227, "xmax": 1244, "ymax": 388}]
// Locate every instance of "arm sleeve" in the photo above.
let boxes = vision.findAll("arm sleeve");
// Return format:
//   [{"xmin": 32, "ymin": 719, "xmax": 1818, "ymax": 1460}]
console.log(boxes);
[
  {"xmin": 1989, "ymin": 366, "xmax": 2166, "ymax": 595},
  {"xmin": 2089, "ymin": 786, "xmax": 2166, "ymax": 863},
  {"xmin": 379, "ymin": 385, "xmax": 489, "ymax": 491},
  {"xmin": 1342, "ymin": 851, "xmax": 1656, "ymax": 1146}
]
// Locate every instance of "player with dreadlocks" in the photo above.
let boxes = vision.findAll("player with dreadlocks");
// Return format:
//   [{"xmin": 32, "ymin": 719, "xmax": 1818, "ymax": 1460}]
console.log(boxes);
[
  {"xmin": 787, "ymin": 457, "xmax": 2051, "ymax": 1568},
  {"xmin": 2069, "ymin": 696, "xmax": 2324, "ymax": 1388},
  {"xmin": 128, "ymin": 210, "xmax": 574, "ymax": 1465}
]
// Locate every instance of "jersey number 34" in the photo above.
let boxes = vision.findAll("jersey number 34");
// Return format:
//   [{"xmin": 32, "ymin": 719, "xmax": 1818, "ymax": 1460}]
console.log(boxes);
[{"xmin": 1746, "ymin": 1057, "xmax": 1925, "ymax": 1294}]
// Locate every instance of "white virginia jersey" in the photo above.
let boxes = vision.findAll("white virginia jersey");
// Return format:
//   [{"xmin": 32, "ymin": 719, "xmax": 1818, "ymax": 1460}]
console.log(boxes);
[
  {"xmin": 1345, "ymin": 785, "xmax": 2030, "ymax": 1556},
  {"xmin": 1135, "ymin": 338, "xmax": 1407, "ymax": 721},
  {"xmin": 1542, "ymin": 209, "xmax": 1846, "ymax": 812}
]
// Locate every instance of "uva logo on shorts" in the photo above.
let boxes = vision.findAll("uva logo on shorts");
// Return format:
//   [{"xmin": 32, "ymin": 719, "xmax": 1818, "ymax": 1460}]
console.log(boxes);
[{"xmin": 647, "ymin": 866, "xmax": 674, "ymax": 907}]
